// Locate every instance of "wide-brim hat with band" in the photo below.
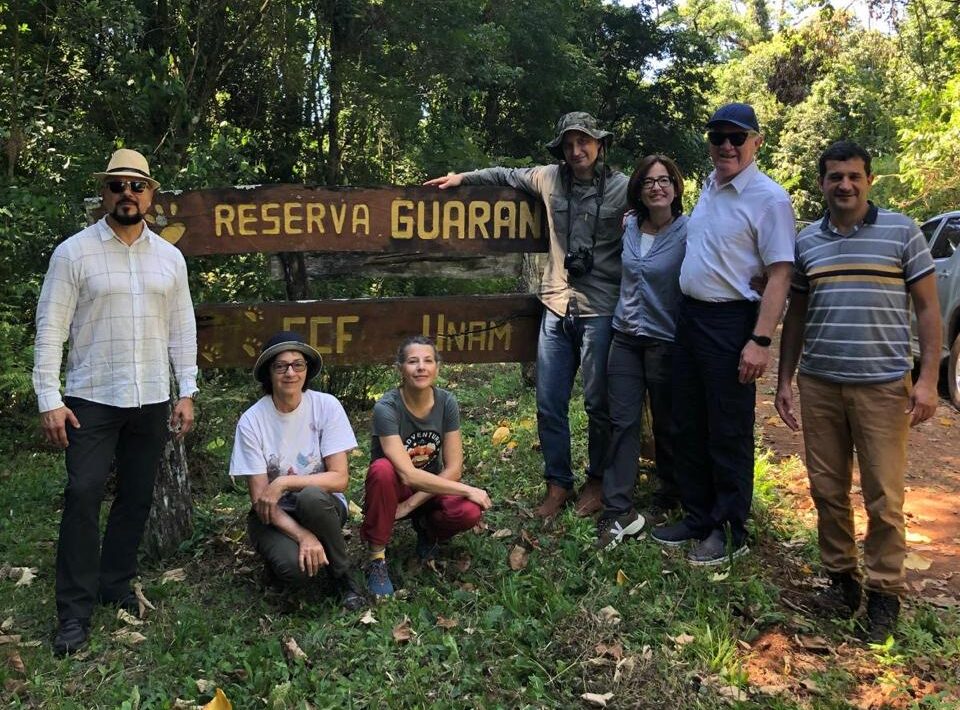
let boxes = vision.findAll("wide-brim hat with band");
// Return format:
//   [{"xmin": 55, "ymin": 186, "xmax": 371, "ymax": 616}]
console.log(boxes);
[
  {"xmin": 546, "ymin": 111, "xmax": 614, "ymax": 160},
  {"xmin": 92, "ymin": 148, "xmax": 160, "ymax": 189},
  {"xmin": 253, "ymin": 331, "xmax": 323, "ymax": 384}
]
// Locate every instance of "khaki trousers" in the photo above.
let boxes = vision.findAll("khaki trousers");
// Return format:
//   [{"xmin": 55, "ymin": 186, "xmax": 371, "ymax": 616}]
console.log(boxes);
[{"xmin": 797, "ymin": 373, "xmax": 911, "ymax": 594}]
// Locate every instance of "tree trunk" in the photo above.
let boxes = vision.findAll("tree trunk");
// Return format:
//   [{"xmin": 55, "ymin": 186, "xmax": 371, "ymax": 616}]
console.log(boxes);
[{"xmin": 143, "ymin": 412, "xmax": 194, "ymax": 560}]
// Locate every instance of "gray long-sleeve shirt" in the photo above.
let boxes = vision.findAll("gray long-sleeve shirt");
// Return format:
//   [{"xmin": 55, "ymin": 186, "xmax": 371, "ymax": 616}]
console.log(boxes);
[{"xmin": 462, "ymin": 164, "xmax": 628, "ymax": 316}]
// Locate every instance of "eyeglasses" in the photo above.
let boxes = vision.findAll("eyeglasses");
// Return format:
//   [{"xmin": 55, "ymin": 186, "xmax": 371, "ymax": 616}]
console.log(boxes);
[
  {"xmin": 271, "ymin": 360, "xmax": 307, "ymax": 374},
  {"xmin": 105, "ymin": 180, "xmax": 149, "ymax": 194},
  {"xmin": 707, "ymin": 131, "xmax": 752, "ymax": 147},
  {"xmin": 642, "ymin": 176, "xmax": 673, "ymax": 190}
]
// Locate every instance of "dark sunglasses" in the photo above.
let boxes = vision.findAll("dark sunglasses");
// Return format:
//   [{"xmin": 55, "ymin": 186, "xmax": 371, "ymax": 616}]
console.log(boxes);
[
  {"xmin": 105, "ymin": 180, "xmax": 149, "ymax": 194},
  {"xmin": 707, "ymin": 131, "xmax": 752, "ymax": 147}
]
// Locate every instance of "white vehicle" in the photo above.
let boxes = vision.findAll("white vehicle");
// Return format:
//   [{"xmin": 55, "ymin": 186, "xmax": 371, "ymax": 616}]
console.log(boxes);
[{"xmin": 915, "ymin": 211, "xmax": 960, "ymax": 410}]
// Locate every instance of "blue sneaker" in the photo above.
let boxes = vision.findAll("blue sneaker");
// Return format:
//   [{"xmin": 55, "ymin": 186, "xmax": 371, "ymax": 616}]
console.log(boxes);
[
  {"xmin": 411, "ymin": 515, "xmax": 439, "ymax": 562},
  {"xmin": 366, "ymin": 559, "xmax": 394, "ymax": 597}
]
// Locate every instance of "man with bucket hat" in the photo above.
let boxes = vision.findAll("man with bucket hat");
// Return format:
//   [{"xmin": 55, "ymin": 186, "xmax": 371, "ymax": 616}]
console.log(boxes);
[
  {"xmin": 33, "ymin": 148, "xmax": 198, "ymax": 655},
  {"xmin": 229, "ymin": 332, "xmax": 366, "ymax": 610},
  {"xmin": 650, "ymin": 103, "xmax": 796, "ymax": 565},
  {"xmin": 426, "ymin": 112, "xmax": 628, "ymax": 520}
]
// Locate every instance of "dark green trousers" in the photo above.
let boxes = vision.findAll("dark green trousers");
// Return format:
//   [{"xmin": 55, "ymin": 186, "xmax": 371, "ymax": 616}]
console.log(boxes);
[{"xmin": 247, "ymin": 487, "xmax": 350, "ymax": 584}]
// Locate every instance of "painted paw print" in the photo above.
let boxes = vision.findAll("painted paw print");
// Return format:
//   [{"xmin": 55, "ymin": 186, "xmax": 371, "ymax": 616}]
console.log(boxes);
[
  {"xmin": 243, "ymin": 307, "xmax": 264, "ymax": 323},
  {"xmin": 242, "ymin": 337, "xmax": 263, "ymax": 358},
  {"xmin": 200, "ymin": 343, "xmax": 223, "ymax": 364},
  {"xmin": 146, "ymin": 203, "xmax": 187, "ymax": 245}
]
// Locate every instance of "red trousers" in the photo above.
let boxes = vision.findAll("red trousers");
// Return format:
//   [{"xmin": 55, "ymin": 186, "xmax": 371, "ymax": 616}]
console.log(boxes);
[{"xmin": 360, "ymin": 458, "xmax": 483, "ymax": 547}]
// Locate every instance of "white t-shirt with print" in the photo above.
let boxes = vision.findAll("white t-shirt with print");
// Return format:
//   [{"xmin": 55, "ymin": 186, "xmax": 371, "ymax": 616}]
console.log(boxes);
[{"xmin": 230, "ymin": 390, "xmax": 358, "ymax": 512}]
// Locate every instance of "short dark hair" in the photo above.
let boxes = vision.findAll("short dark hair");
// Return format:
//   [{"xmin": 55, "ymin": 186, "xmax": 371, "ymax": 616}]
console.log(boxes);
[
  {"xmin": 395, "ymin": 335, "xmax": 440, "ymax": 365},
  {"xmin": 818, "ymin": 141, "xmax": 872, "ymax": 179},
  {"xmin": 260, "ymin": 351, "xmax": 311, "ymax": 396},
  {"xmin": 626, "ymin": 155, "xmax": 684, "ymax": 218}
]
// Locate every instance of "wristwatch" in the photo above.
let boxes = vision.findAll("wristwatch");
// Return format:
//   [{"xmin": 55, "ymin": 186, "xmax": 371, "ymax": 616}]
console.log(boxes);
[{"xmin": 749, "ymin": 334, "xmax": 772, "ymax": 347}]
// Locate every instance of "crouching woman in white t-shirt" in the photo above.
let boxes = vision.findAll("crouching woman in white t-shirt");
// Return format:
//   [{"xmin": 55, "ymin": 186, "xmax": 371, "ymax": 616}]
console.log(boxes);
[{"xmin": 229, "ymin": 331, "xmax": 365, "ymax": 610}]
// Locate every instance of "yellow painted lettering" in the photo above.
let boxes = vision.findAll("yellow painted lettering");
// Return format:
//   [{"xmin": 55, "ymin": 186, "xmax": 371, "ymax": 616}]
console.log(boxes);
[
  {"xmin": 519, "ymin": 201, "xmax": 542, "ymax": 240},
  {"xmin": 445, "ymin": 319, "xmax": 466, "ymax": 350},
  {"xmin": 336, "ymin": 315, "xmax": 359, "ymax": 354},
  {"xmin": 306, "ymin": 203, "xmax": 326, "ymax": 234},
  {"xmin": 391, "ymin": 199, "xmax": 414, "ymax": 239},
  {"xmin": 493, "ymin": 201, "xmax": 515, "ymax": 239},
  {"xmin": 262, "ymin": 203, "xmax": 281, "ymax": 235},
  {"xmin": 442, "ymin": 201, "xmax": 465, "ymax": 239},
  {"xmin": 352, "ymin": 204, "xmax": 370, "ymax": 235},
  {"xmin": 282, "ymin": 316, "xmax": 306, "ymax": 332},
  {"xmin": 309, "ymin": 316, "xmax": 334, "ymax": 354},
  {"xmin": 488, "ymin": 322, "xmax": 512, "ymax": 351},
  {"xmin": 417, "ymin": 201, "xmax": 440, "ymax": 240},
  {"xmin": 284, "ymin": 202, "xmax": 303, "ymax": 235},
  {"xmin": 214, "ymin": 205, "xmax": 235, "ymax": 237},
  {"xmin": 330, "ymin": 204, "xmax": 347, "ymax": 234},
  {"xmin": 467, "ymin": 321, "xmax": 487, "ymax": 350},
  {"xmin": 237, "ymin": 204, "xmax": 256, "ymax": 236},
  {"xmin": 468, "ymin": 202, "xmax": 491, "ymax": 239}
]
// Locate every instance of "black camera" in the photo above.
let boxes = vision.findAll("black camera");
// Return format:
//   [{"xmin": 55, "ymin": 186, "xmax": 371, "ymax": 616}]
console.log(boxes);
[{"xmin": 564, "ymin": 247, "xmax": 594, "ymax": 277}]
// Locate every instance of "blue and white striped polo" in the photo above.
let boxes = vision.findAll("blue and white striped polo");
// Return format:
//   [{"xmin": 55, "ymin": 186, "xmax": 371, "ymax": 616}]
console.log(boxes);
[{"xmin": 792, "ymin": 203, "xmax": 935, "ymax": 384}]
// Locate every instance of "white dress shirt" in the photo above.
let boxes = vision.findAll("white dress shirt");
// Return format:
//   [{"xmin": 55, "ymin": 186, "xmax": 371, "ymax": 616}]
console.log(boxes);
[
  {"xmin": 680, "ymin": 160, "xmax": 796, "ymax": 302},
  {"xmin": 33, "ymin": 217, "xmax": 198, "ymax": 412}
]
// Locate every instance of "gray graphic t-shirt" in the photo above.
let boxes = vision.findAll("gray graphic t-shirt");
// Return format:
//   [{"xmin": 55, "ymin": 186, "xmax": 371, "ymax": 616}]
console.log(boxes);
[{"xmin": 370, "ymin": 387, "xmax": 460, "ymax": 474}]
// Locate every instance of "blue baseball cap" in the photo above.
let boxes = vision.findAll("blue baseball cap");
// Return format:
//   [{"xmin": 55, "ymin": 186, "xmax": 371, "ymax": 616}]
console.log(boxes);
[{"xmin": 706, "ymin": 103, "xmax": 760, "ymax": 132}]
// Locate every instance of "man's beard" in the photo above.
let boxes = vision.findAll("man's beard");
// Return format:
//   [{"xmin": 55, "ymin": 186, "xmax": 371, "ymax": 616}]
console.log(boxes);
[{"xmin": 111, "ymin": 204, "xmax": 144, "ymax": 226}]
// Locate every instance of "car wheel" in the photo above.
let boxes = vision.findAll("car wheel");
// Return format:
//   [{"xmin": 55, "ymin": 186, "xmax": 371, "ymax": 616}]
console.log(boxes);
[{"xmin": 950, "ymin": 333, "xmax": 960, "ymax": 411}]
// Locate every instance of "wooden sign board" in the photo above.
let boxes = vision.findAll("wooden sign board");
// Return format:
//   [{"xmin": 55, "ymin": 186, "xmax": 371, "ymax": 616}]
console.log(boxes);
[
  {"xmin": 196, "ymin": 294, "xmax": 543, "ymax": 368},
  {"xmin": 89, "ymin": 185, "xmax": 548, "ymax": 257}
]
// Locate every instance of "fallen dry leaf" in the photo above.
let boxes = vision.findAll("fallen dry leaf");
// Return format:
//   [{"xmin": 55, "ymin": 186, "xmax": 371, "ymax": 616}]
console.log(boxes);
[
  {"xmin": 598, "ymin": 606, "xmax": 621, "ymax": 625},
  {"xmin": 0, "ymin": 635, "xmax": 22, "ymax": 645},
  {"xmin": 796, "ymin": 634, "xmax": 831, "ymax": 653},
  {"xmin": 491, "ymin": 528, "xmax": 513, "ymax": 540},
  {"xmin": 614, "ymin": 655, "xmax": 638, "ymax": 683},
  {"xmin": 282, "ymin": 636, "xmax": 309, "ymax": 663},
  {"xmin": 436, "ymin": 616, "xmax": 458, "ymax": 630},
  {"xmin": 904, "ymin": 552, "xmax": 932, "ymax": 571},
  {"xmin": 491, "ymin": 426, "xmax": 511, "ymax": 446},
  {"xmin": 906, "ymin": 531, "xmax": 932, "ymax": 544},
  {"xmin": 133, "ymin": 582, "xmax": 155, "ymax": 614},
  {"xmin": 7, "ymin": 651, "xmax": 25, "ymax": 674},
  {"xmin": 359, "ymin": 610, "xmax": 378, "ymax": 625},
  {"xmin": 593, "ymin": 642, "xmax": 623, "ymax": 661},
  {"xmin": 938, "ymin": 417, "xmax": 953, "ymax": 427},
  {"xmin": 800, "ymin": 678, "xmax": 821, "ymax": 694},
  {"xmin": 717, "ymin": 685, "xmax": 748, "ymax": 702},
  {"xmin": 201, "ymin": 688, "xmax": 233, "ymax": 710},
  {"xmin": 12, "ymin": 568, "xmax": 37, "ymax": 587},
  {"xmin": 670, "ymin": 633, "xmax": 695, "ymax": 646},
  {"xmin": 581, "ymin": 692, "xmax": 614, "ymax": 707},
  {"xmin": 347, "ymin": 500, "xmax": 363, "ymax": 519},
  {"xmin": 1, "ymin": 617, "xmax": 13, "ymax": 631},
  {"xmin": 507, "ymin": 545, "xmax": 529, "ymax": 571},
  {"xmin": 117, "ymin": 609, "xmax": 143, "ymax": 626},
  {"xmin": 160, "ymin": 568, "xmax": 187, "ymax": 584},
  {"xmin": 112, "ymin": 629, "xmax": 147, "ymax": 646},
  {"xmin": 392, "ymin": 617, "xmax": 414, "ymax": 643},
  {"xmin": 710, "ymin": 570, "xmax": 729, "ymax": 582},
  {"xmin": 616, "ymin": 569, "xmax": 629, "ymax": 586},
  {"xmin": 928, "ymin": 595, "xmax": 960, "ymax": 609},
  {"xmin": 196, "ymin": 678, "xmax": 216, "ymax": 694}
]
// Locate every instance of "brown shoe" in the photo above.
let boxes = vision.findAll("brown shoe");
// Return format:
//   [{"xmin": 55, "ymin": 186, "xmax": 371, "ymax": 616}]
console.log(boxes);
[
  {"xmin": 574, "ymin": 477, "xmax": 604, "ymax": 517},
  {"xmin": 534, "ymin": 483, "xmax": 572, "ymax": 519}
]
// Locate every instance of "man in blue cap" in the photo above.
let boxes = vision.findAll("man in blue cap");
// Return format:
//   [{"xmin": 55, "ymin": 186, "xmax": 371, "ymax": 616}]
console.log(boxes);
[{"xmin": 650, "ymin": 103, "xmax": 796, "ymax": 565}]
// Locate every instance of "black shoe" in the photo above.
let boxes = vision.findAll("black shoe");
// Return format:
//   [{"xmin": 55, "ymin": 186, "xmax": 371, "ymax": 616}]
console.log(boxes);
[
  {"xmin": 53, "ymin": 618, "xmax": 90, "ymax": 657},
  {"xmin": 331, "ymin": 572, "xmax": 366, "ymax": 611},
  {"xmin": 596, "ymin": 510, "xmax": 646, "ymax": 551},
  {"xmin": 687, "ymin": 529, "xmax": 749, "ymax": 567},
  {"xmin": 811, "ymin": 572, "xmax": 862, "ymax": 619},
  {"xmin": 651, "ymin": 520, "xmax": 702, "ymax": 548},
  {"xmin": 865, "ymin": 591, "xmax": 900, "ymax": 643}
]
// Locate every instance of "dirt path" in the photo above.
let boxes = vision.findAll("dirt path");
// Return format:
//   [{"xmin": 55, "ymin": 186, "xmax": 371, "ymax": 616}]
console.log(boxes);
[{"xmin": 757, "ymin": 351, "xmax": 960, "ymax": 600}]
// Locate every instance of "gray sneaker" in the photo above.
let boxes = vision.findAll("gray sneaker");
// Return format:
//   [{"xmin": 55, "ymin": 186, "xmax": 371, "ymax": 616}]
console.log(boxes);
[
  {"xmin": 687, "ymin": 529, "xmax": 749, "ymax": 566},
  {"xmin": 596, "ymin": 510, "xmax": 646, "ymax": 551}
]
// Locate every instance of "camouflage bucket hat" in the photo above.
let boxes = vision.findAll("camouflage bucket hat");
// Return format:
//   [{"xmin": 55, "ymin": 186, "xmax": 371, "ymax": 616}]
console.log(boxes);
[{"xmin": 546, "ymin": 111, "xmax": 614, "ymax": 160}]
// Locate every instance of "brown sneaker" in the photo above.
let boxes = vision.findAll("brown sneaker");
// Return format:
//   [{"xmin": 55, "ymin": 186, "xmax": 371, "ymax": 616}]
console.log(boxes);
[
  {"xmin": 573, "ymin": 477, "xmax": 603, "ymax": 517},
  {"xmin": 534, "ymin": 483, "xmax": 572, "ymax": 519}
]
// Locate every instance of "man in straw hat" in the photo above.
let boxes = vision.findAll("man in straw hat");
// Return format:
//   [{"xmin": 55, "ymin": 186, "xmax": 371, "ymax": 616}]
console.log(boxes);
[
  {"xmin": 33, "ymin": 148, "xmax": 198, "ymax": 655},
  {"xmin": 426, "ymin": 112, "xmax": 628, "ymax": 520}
]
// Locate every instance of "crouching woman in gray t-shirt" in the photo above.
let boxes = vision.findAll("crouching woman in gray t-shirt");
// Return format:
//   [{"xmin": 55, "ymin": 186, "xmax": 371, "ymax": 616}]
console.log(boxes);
[{"xmin": 359, "ymin": 336, "xmax": 493, "ymax": 598}]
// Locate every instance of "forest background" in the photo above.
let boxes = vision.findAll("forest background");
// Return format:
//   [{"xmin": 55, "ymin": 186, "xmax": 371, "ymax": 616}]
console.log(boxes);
[{"xmin": 1, "ymin": 0, "xmax": 960, "ymax": 706}]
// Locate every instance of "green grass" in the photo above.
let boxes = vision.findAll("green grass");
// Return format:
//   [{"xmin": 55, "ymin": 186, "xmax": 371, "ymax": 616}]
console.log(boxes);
[{"xmin": 1, "ymin": 364, "xmax": 958, "ymax": 708}]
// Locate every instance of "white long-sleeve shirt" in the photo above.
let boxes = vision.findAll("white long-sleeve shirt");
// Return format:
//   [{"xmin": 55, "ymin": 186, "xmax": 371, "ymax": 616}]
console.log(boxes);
[{"xmin": 33, "ymin": 217, "xmax": 198, "ymax": 412}]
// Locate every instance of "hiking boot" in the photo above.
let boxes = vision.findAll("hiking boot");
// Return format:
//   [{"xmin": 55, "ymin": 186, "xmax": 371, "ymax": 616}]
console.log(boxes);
[
  {"xmin": 651, "ymin": 520, "xmax": 702, "ymax": 548},
  {"xmin": 811, "ymin": 572, "xmax": 862, "ymax": 619},
  {"xmin": 865, "ymin": 591, "xmax": 900, "ymax": 643},
  {"xmin": 53, "ymin": 618, "xmax": 90, "ymax": 657},
  {"xmin": 411, "ymin": 515, "xmax": 439, "ymax": 562},
  {"xmin": 534, "ymin": 483, "xmax": 572, "ymax": 519},
  {"xmin": 331, "ymin": 572, "xmax": 366, "ymax": 611},
  {"xmin": 573, "ymin": 477, "xmax": 604, "ymax": 517},
  {"xmin": 687, "ymin": 528, "xmax": 749, "ymax": 567},
  {"xmin": 596, "ymin": 510, "xmax": 646, "ymax": 551},
  {"xmin": 365, "ymin": 559, "xmax": 394, "ymax": 598}
]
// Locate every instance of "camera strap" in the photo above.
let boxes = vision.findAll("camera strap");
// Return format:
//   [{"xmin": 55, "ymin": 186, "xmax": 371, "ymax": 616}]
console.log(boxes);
[{"xmin": 564, "ymin": 163, "xmax": 607, "ymax": 253}]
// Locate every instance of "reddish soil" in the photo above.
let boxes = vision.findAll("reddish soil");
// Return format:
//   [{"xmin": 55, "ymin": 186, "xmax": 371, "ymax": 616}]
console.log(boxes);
[{"xmin": 758, "ymin": 348, "xmax": 960, "ymax": 600}]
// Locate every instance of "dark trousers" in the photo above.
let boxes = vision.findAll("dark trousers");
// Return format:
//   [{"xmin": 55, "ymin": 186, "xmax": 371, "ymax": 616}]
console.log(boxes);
[
  {"xmin": 671, "ymin": 298, "xmax": 757, "ymax": 546},
  {"xmin": 247, "ymin": 488, "xmax": 350, "ymax": 584},
  {"xmin": 56, "ymin": 397, "xmax": 170, "ymax": 620},
  {"xmin": 601, "ymin": 330, "xmax": 677, "ymax": 517}
]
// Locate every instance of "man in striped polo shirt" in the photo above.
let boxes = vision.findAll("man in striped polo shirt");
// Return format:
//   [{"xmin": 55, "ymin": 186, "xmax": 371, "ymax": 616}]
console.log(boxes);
[{"xmin": 776, "ymin": 141, "xmax": 941, "ymax": 642}]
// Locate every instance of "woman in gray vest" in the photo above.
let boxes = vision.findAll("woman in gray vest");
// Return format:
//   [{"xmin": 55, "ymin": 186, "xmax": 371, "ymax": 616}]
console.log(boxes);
[{"xmin": 595, "ymin": 155, "xmax": 688, "ymax": 550}]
